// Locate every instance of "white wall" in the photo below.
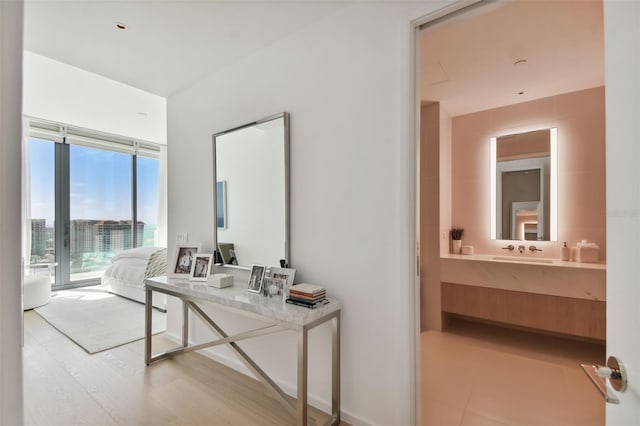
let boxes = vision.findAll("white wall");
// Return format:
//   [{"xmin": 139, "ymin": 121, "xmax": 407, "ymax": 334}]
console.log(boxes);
[
  {"xmin": 23, "ymin": 51, "xmax": 167, "ymax": 144},
  {"xmin": 167, "ymin": 3, "xmax": 456, "ymax": 425},
  {"xmin": 0, "ymin": 1, "xmax": 24, "ymax": 424}
]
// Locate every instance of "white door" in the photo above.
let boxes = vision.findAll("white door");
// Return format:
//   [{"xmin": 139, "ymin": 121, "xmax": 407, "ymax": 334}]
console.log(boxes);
[{"xmin": 604, "ymin": 1, "xmax": 640, "ymax": 424}]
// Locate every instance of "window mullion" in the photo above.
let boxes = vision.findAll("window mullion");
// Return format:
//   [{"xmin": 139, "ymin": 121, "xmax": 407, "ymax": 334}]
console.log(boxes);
[
  {"xmin": 132, "ymin": 154, "xmax": 138, "ymax": 248},
  {"xmin": 54, "ymin": 141, "xmax": 70, "ymax": 287}
]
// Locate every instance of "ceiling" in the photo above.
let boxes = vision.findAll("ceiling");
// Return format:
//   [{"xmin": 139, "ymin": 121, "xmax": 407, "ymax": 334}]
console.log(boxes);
[
  {"xmin": 420, "ymin": 0, "xmax": 604, "ymax": 117},
  {"xmin": 25, "ymin": 0, "xmax": 605, "ymax": 112},
  {"xmin": 24, "ymin": 0, "xmax": 349, "ymax": 97}
]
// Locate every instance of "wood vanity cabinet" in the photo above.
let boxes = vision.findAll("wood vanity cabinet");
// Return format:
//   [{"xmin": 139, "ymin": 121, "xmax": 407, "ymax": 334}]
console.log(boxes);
[{"xmin": 441, "ymin": 282, "xmax": 606, "ymax": 341}]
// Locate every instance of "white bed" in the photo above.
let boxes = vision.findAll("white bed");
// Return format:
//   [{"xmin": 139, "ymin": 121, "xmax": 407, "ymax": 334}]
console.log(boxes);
[{"xmin": 101, "ymin": 246, "xmax": 168, "ymax": 311}]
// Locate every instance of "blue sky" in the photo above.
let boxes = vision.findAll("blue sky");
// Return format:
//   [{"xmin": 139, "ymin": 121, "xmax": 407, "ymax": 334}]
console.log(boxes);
[{"xmin": 30, "ymin": 138, "xmax": 159, "ymax": 225}]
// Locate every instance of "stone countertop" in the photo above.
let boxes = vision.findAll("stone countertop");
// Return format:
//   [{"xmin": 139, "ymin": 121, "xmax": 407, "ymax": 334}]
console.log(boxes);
[
  {"xmin": 441, "ymin": 253, "xmax": 606, "ymax": 270},
  {"xmin": 440, "ymin": 255, "xmax": 606, "ymax": 301},
  {"xmin": 145, "ymin": 275, "xmax": 341, "ymax": 329}
]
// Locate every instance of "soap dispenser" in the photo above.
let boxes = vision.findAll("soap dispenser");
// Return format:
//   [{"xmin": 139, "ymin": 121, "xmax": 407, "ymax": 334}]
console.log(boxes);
[{"xmin": 561, "ymin": 242, "xmax": 570, "ymax": 261}]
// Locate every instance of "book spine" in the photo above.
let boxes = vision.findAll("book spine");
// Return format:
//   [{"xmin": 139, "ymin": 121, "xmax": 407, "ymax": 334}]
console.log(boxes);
[
  {"xmin": 290, "ymin": 286, "xmax": 326, "ymax": 294},
  {"xmin": 288, "ymin": 294, "xmax": 327, "ymax": 302},
  {"xmin": 289, "ymin": 290, "xmax": 326, "ymax": 298},
  {"xmin": 288, "ymin": 293, "xmax": 326, "ymax": 301},
  {"xmin": 285, "ymin": 298, "xmax": 329, "ymax": 309}
]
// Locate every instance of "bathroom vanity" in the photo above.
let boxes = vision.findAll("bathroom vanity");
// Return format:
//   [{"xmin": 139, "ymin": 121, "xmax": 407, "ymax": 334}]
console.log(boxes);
[{"xmin": 440, "ymin": 255, "xmax": 606, "ymax": 341}]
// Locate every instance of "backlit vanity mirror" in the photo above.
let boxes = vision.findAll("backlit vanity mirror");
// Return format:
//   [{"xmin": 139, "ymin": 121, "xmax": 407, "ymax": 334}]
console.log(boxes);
[
  {"xmin": 212, "ymin": 112, "xmax": 290, "ymax": 268},
  {"xmin": 490, "ymin": 128, "xmax": 557, "ymax": 241}
]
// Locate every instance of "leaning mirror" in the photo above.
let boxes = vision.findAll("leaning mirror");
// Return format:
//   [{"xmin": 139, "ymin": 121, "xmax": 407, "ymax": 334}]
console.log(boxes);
[
  {"xmin": 490, "ymin": 128, "xmax": 557, "ymax": 241},
  {"xmin": 212, "ymin": 112, "xmax": 290, "ymax": 268}
]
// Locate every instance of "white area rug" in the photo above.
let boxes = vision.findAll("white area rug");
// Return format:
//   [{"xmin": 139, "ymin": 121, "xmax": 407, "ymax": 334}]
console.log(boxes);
[{"xmin": 35, "ymin": 287, "xmax": 166, "ymax": 354}]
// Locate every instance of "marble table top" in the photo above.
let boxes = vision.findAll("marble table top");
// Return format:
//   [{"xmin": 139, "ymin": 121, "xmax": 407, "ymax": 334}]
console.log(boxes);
[{"xmin": 144, "ymin": 275, "xmax": 341, "ymax": 329}]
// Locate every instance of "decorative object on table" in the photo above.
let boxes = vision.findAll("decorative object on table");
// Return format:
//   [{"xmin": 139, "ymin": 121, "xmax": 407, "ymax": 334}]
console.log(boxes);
[
  {"xmin": 213, "ymin": 250, "xmax": 224, "ymax": 264},
  {"xmin": 217, "ymin": 242, "xmax": 235, "ymax": 265},
  {"xmin": 170, "ymin": 243, "xmax": 201, "ymax": 278},
  {"xmin": 450, "ymin": 227, "xmax": 464, "ymax": 254},
  {"xmin": 209, "ymin": 273, "xmax": 233, "ymax": 288},
  {"xmin": 461, "ymin": 245, "xmax": 474, "ymax": 255},
  {"xmin": 560, "ymin": 242, "xmax": 570, "ymax": 261},
  {"xmin": 286, "ymin": 283, "xmax": 329, "ymax": 309},
  {"xmin": 227, "ymin": 249, "xmax": 238, "ymax": 265},
  {"xmin": 574, "ymin": 240, "xmax": 599, "ymax": 263},
  {"xmin": 262, "ymin": 277, "xmax": 287, "ymax": 299},
  {"xmin": 247, "ymin": 264, "xmax": 266, "ymax": 293},
  {"xmin": 190, "ymin": 253, "xmax": 213, "ymax": 281},
  {"xmin": 268, "ymin": 266, "xmax": 296, "ymax": 286}
]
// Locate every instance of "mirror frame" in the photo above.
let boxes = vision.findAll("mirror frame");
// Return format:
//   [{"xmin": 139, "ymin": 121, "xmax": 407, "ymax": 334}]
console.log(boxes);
[
  {"xmin": 490, "ymin": 127, "xmax": 557, "ymax": 241},
  {"xmin": 212, "ymin": 112, "xmax": 291, "ymax": 269}
]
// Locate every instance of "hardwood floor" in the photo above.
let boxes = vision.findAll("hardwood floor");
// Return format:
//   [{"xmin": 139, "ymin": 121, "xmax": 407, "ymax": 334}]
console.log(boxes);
[{"xmin": 23, "ymin": 310, "xmax": 338, "ymax": 426}]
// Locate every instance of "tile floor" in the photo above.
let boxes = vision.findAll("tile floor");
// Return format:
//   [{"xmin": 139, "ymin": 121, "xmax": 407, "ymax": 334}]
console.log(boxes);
[{"xmin": 421, "ymin": 319, "xmax": 605, "ymax": 426}]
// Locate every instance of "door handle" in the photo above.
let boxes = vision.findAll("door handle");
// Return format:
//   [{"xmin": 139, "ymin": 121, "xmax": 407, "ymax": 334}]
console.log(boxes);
[{"xmin": 581, "ymin": 356, "xmax": 627, "ymax": 404}]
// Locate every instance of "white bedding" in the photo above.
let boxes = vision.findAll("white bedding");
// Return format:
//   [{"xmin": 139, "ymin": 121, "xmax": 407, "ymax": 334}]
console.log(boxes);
[
  {"xmin": 103, "ymin": 257, "xmax": 149, "ymax": 288},
  {"xmin": 101, "ymin": 247, "xmax": 167, "ymax": 310},
  {"xmin": 112, "ymin": 246, "xmax": 163, "ymax": 262}
]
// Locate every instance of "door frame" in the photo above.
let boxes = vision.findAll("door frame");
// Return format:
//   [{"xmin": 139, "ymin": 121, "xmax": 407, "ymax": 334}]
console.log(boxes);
[
  {"xmin": 408, "ymin": 2, "xmax": 483, "ymax": 424},
  {"xmin": 406, "ymin": 0, "xmax": 636, "ymax": 424}
]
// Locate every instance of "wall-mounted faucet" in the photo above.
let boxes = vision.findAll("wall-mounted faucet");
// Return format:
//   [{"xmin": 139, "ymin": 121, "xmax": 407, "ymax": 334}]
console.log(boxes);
[
  {"xmin": 502, "ymin": 244, "xmax": 515, "ymax": 251},
  {"xmin": 529, "ymin": 245, "xmax": 542, "ymax": 252},
  {"xmin": 518, "ymin": 245, "xmax": 526, "ymax": 253}
]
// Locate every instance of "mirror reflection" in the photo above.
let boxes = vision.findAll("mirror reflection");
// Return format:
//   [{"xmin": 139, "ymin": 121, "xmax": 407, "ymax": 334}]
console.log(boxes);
[
  {"xmin": 492, "ymin": 128, "xmax": 556, "ymax": 241},
  {"xmin": 213, "ymin": 112, "xmax": 290, "ymax": 268}
]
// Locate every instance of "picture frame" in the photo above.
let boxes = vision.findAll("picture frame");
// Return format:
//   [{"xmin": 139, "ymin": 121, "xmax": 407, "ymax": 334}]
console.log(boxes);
[
  {"xmin": 268, "ymin": 267, "xmax": 296, "ymax": 289},
  {"xmin": 216, "ymin": 180, "xmax": 227, "ymax": 229},
  {"xmin": 247, "ymin": 264, "xmax": 266, "ymax": 293},
  {"xmin": 217, "ymin": 242, "xmax": 235, "ymax": 264},
  {"xmin": 262, "ymin": 277, "xmax": 287, "ymax": 299},
  {"xmin": 190, "ymin": 253, "xmax": 213, "ymax": 281},
  {"xmin": 170, "ymin": 243, "xmax": 202, "ymax": 278}
]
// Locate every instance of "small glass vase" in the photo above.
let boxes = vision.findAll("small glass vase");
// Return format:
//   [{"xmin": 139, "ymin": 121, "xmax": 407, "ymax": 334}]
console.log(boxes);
[{"xmin": 452, "ymin": 239, "xmax": 462, "ymax": 254}]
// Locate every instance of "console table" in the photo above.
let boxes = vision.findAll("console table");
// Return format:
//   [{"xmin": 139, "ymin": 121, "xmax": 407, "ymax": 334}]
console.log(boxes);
[{"xmin": 144, "ymin": 276, "xmax": 341, "ymax": 426}]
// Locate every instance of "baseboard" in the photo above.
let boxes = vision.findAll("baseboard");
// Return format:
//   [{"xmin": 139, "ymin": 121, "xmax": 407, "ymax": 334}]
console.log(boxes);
[{"xmin": 163, "ymin": 331, "xmax": 370, "ymax": 426}]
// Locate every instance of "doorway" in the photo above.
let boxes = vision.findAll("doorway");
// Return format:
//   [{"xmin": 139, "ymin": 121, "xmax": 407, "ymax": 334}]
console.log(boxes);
[{"xmin": 416, "ymin": 1, "xmax": 606, "ymax": 424}]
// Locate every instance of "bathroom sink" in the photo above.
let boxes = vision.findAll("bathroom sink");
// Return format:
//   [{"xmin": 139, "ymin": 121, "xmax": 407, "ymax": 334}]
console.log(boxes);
[{"xmin": 491, "ymin": 256, "xmax": 555, "ymax": 264}]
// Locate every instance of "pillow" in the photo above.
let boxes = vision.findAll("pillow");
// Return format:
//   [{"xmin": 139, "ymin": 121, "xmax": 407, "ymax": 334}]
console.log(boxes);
[
  {"xmin": 112, "ymin": 246, "xmax": 164, "ymax": 263},
  {"xmin": 144, "ymin": 248, "xmax": 168, "ymax": 278}
]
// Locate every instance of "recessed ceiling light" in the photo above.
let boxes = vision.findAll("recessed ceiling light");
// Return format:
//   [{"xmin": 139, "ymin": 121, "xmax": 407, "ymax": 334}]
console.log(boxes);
[
  {"xmin": 137, "ymin": 112, "xmax": 148, "ymax": 117},
  {"xmin": 115, "ymin": 22, "xmax": 127, "ymax": 30},
  {"xmin": 514, "ymin": 59, "xmax": 527, "ymax": 67},
  {"xmin": 517, "ymin": 91, "xmax": 525, "ymax": 95}
]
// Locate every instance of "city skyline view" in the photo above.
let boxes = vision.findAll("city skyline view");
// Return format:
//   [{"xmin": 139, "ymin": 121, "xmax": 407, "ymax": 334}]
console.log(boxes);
[{"xmin": 29, "ymin": 137, "xmax": 161, "ymax": 279}]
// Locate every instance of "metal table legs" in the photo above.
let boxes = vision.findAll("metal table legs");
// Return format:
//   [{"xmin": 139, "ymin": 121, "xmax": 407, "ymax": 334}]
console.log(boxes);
[{"xmin": 144, "ymin": 287, "xmax": 341, "ymax": 425}]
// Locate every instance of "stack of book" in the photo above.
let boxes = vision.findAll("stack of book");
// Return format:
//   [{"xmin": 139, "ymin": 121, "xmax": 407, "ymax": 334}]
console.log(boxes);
[{"xmin": 286, "ymin": 283, "xmax": 329, "ymax": 309}]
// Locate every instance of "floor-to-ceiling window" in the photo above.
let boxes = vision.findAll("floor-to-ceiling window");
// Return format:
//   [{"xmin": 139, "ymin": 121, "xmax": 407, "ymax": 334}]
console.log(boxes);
[
  {"xmin": 26, "ymin": 118, "xmax": 163, "ymax": 289},
  {"xmin": 69, "ymin": 144, "xmax": 133, "ymax": 282}
]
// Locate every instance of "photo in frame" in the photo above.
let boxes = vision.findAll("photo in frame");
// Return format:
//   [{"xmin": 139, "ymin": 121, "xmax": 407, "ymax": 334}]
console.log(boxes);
[
  {"xmin": 170, "ymin": 243, "xmax": 202, "ymax": 278},
  {"xmin": 262, "ymin": 277, "xmax": 287, "ymax": 299},
  {"xmin": 190, "ymin": 253, "xmax": 213, "ymax": 281},
  {"xmin": 268, "ymin": 267, "xmax": 296, "ymax": 290},
  {"xmin": 247, "ymin": 264, "xmax": 266, "ymax": 293}
]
